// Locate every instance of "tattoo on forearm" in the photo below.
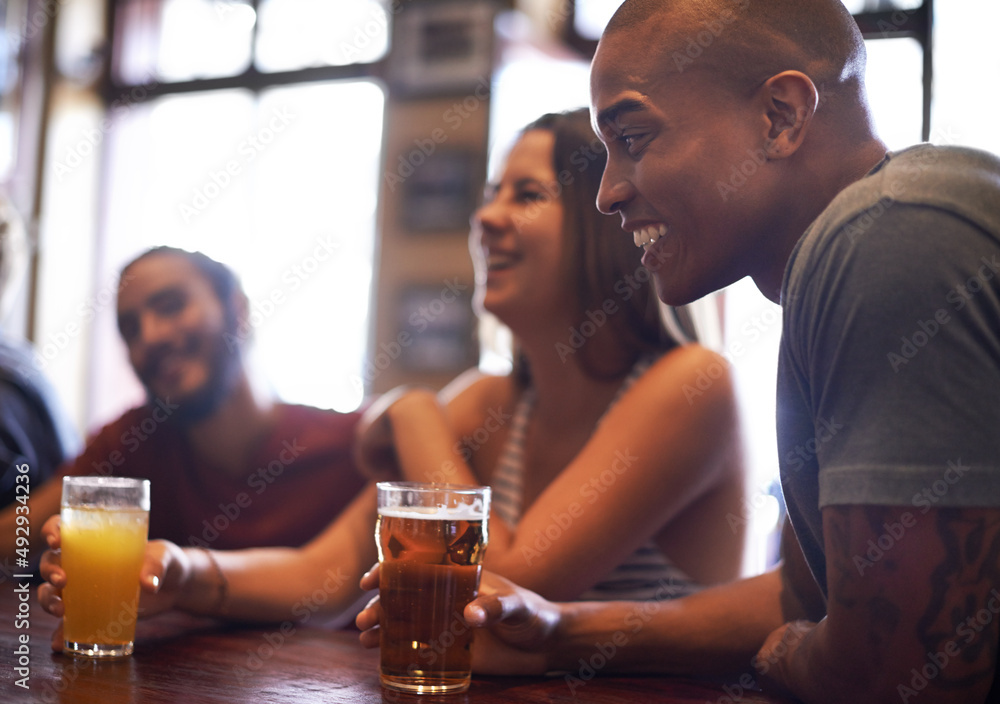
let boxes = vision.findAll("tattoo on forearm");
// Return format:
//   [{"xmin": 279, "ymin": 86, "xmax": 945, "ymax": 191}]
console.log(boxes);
[
  {"xmin": 915, "ymin": 509, "xmax": 1000, "ymax": 690},
  {"xmin": 826, "ymin": 507, "xmax": 902, "ymax": 663}
]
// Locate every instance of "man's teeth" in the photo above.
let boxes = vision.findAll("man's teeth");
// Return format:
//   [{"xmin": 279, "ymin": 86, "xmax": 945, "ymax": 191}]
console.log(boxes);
[
  {"xmin": 632, "ymin": 224, "xmax": 668, "ymax": 250},
  {"xmin": 487, "ymin": 254, "xmax": 514, "ymax": 270}
]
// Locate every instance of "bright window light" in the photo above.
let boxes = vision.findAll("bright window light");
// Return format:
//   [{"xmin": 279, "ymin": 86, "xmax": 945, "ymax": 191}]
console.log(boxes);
[
  {"xmin": 157, "ymin": 0, "xmax": 255, "ymax": 80},
  {"xmin": 489, "ymin": 47, "xmax": 591, "ymax": 173},
  {"xmin": 864, "ymin": 37, "xmax": 924, "ymax": 150},
  {"xmin": 572, "ymin": 0, "xmax": 620, "ymax": 41},
  {"xmin": 92, "ymin": 80, "xmax": 384, "ymax": 425},
  {"xmin": 256, "ymin": 0, "xmax": 390, "ymax": 72}
]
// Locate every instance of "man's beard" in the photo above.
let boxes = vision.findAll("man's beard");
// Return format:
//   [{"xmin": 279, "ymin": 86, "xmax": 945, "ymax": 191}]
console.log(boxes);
[{"xmin": 146, "ymin": 311, "xmax": 243, "ymax": 426}]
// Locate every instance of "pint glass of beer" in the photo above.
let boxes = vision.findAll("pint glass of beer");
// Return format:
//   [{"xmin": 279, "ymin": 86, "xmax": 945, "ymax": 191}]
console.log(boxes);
[
  {"xmin": 61, "ymin": 477, "xmax": 150, "ymax": 658},
  {"xmin": 376, "ymin": 481, "xmax": 490, "ymax": 694}
]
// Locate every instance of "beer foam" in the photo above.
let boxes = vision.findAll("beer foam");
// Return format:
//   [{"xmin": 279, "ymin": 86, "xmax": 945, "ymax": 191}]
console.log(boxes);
[{"xmin": 378, "ymin": 504, "xmax": 487, "ymax": 521}]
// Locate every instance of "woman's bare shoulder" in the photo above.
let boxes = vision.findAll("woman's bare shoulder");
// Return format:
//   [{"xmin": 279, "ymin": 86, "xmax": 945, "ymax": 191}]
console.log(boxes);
[
  {"xmin": 638, "ymin": 344, "xmax": 733, "ymax": 395},
  {"xmin": 441, "ymin": 369, "xmax": 516, "ymax": 427}
]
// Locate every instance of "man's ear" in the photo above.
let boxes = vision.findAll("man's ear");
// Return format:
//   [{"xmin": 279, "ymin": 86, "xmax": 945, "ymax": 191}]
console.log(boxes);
[{"xmin": 759, "ymin": 71, "xmax": 818, "ymax": 160}]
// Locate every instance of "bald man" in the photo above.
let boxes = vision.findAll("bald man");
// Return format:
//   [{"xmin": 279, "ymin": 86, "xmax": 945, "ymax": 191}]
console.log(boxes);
[{"xmin": 358, "ymin": 1, "xmax": 1000, "ymax": 702}]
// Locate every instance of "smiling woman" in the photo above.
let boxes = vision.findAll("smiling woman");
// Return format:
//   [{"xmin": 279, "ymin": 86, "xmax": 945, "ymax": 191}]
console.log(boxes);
[
  {"xmin": 473, "ymin": 130, "xmax": 573, "ymax": 330},
  {"xmin": 354, "ymin": 108, "xmax": 748, "ymax": 604}
]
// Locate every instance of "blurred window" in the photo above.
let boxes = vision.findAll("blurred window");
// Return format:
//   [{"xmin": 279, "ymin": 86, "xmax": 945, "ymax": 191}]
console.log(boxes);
[
  {"xmin": 113, "ymin": 0, "xmax": 389, "ymax": 81},
  {"xmin": 114, "ymin": 0, "xmax": 256, "ymax": 83},
  {"xmin": 256, "ymin": 0, "xmax": 389, "ymax": 72},
  {"xmin": 0, "ymin": 2, "xmax": 22, "ymax": 181},
  {"xmin": 40, "ymin": 0, "xmax": 388, "ymax": 429},
  {"xmin": 865, "ymin": 37, "xmax": 924, "ymax": 149}
]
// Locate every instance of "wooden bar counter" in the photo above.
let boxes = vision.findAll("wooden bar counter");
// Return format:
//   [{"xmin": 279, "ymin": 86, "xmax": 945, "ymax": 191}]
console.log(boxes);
[{"xmin": 0, "ymin": 580, "xmax": 794, "ymax": 703}]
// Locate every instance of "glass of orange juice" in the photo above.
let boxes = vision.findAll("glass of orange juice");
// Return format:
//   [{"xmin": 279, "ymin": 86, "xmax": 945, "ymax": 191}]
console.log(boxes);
[{"xmin": 60, "ymin": 476, "xmax": 150, "ymax": 658}]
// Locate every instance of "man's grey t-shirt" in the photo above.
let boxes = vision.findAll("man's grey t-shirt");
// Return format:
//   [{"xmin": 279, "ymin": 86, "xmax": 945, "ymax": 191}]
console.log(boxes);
[{"xmin": 777, "ymin": 143, "xmax": 1000, "ymax": 595}]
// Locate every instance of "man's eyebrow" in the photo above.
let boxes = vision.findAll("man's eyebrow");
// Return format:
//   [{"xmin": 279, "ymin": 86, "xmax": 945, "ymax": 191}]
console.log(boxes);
[
  {"xmin": 143, "ymin": 286, "xmax": 186, "ymax": 310},
  {"xmin": 595, "ymin": 98, "xmax": 649, "ymax": 132}
]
